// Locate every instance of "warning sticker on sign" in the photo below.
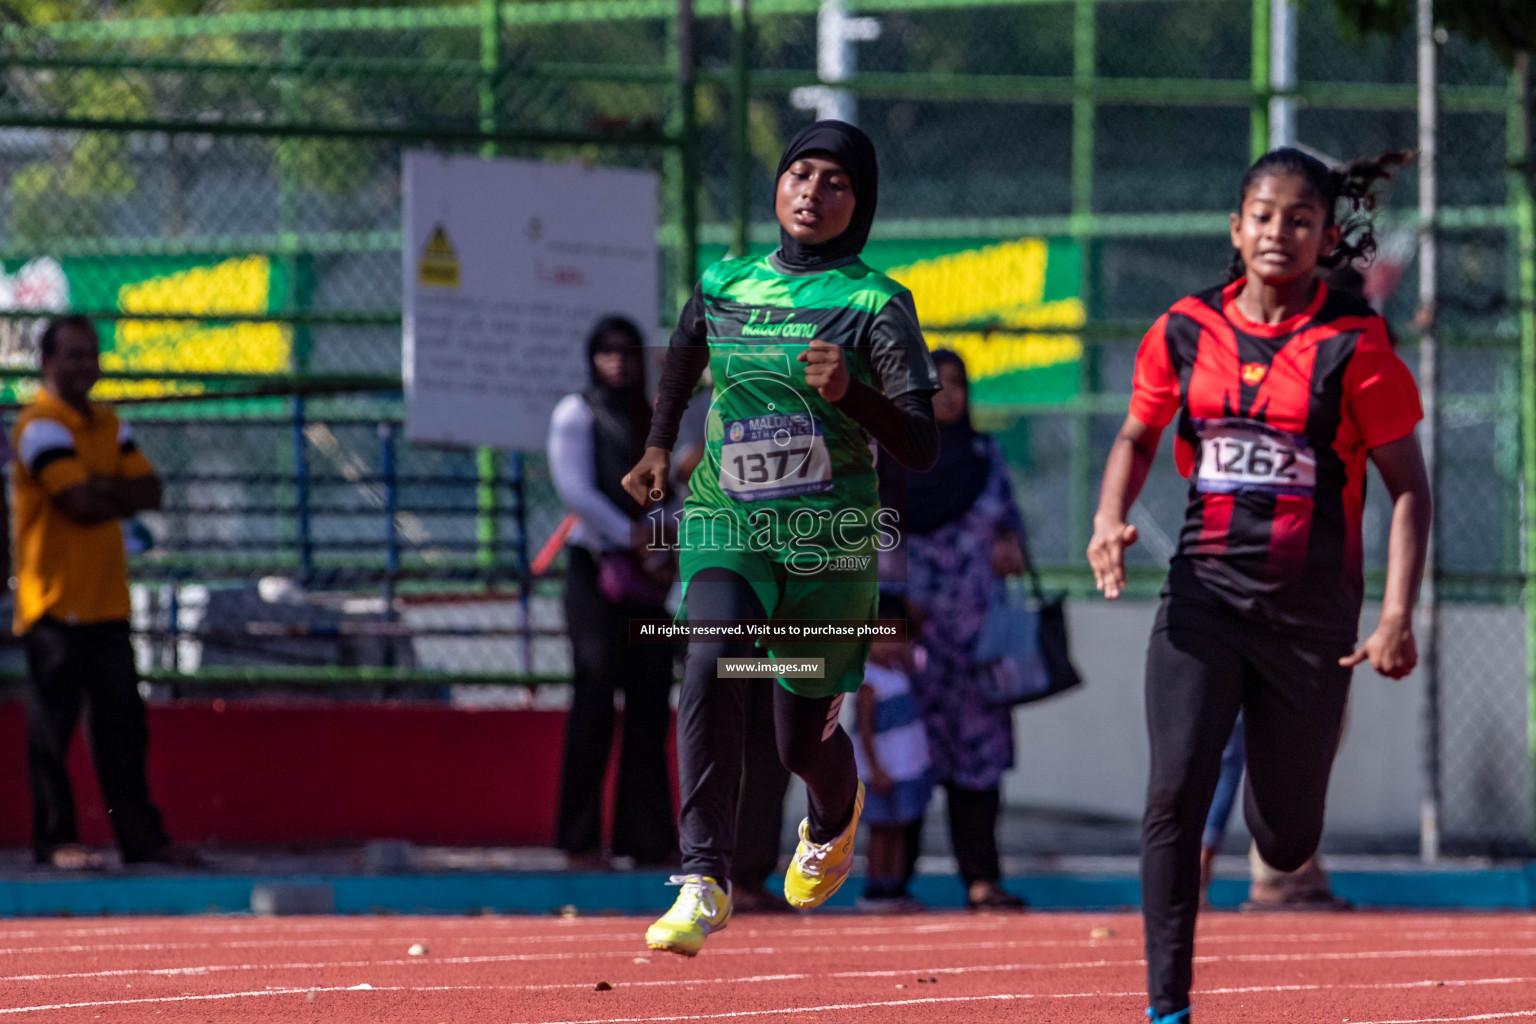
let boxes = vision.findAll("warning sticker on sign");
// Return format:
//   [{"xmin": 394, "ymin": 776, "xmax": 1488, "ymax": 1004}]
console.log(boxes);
[{"xmin": 419, "ymin": 224, "xmax": 461, "ymax": 289}]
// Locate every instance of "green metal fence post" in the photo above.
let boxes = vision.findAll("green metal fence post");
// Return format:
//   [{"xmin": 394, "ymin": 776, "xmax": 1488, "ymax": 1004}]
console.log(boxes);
[
  {"xmin": 1250, "ymin": 0, "xmax": 1270, "ymax": 161},
  {"xmin": 480, "ymin": 0, "xmax": 500, "ymax": 159},
  {"xmin": 476, "ymin": 0, "xmax": 502, "ymax": 571},
  {"xmin": 477, "ymin": 447, "xmax": 501, "ymax": 572},
  {"xmin": 1067, "ymin": 0, "xmax": 1096, "ymax": 561},
  {"xmin": 679, "ymin": 0, "xmax": 701, "ymax": 301},
  {"xmin": 730, "ymin": 0, "xmax": 753, "ymax": 258},
  {"xmin": 1070, "ymin": 0, "xmax": 1095, "ymax": 255},
  {"xmin": 279, "ymin": 30, "xmax": 313, "ymax": 580}
]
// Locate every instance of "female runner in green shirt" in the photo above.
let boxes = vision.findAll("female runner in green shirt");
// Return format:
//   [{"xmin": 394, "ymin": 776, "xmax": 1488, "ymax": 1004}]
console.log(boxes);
[{"xmin": 622, "ymin": 120, "xmax": 940, "ymax": 956}]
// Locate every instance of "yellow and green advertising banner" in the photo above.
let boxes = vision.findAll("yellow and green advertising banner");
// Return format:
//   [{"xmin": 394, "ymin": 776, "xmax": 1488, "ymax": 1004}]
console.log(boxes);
[
  {"xmin": 0, "ymin": 254, "xmax": 294, "ymax": 403},
  {"xmin": 701, "ymin": 237, "xmax": 1083, "ymax": 407},
  {"xmin": 869, "ymin": 237, "xmax": 1083, "ymax": 407}
]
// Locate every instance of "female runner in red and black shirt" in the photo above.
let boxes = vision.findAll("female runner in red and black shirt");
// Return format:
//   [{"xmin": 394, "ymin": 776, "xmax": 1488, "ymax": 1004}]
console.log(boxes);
[{"xmin": 1087, "ymin": 147, "xmax": 1431, "ymax": 1024}]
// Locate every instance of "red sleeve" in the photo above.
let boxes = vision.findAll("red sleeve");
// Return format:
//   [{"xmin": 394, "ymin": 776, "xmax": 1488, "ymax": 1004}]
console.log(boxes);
[
  {"xmin": 1129, "ymin": 313, "xmax": 1180, "ymax": 428},
  {"xmin": 1345, "ymin": 318, "xmax": 1423, "ymax": 449}
]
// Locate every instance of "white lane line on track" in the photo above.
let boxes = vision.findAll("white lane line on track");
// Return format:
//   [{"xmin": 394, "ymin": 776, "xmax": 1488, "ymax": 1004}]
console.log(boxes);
[
  {"xmin": 9, "ymin": 927, "xmax": 1531, "ymax": 964},
  {"xmin": 1354, "ymin": 1014, "xmax": 1536, "ymax": 1024},
  {"xmin": 3, "ymin": 974, "xmax": 1533, "ymax": 1019},
  {"xmin": 0, "ymin": 985, "xmax": 403, "ymax": 1015},
  {"xmin": 0, "ymin": 952, "xmax": 634, "ymax": 982},
  {"xmin": 0, "ymin": 931, "xmax": 725, "ymax": 957},
  {"xmin": 507, "ymin": 972, "xmax": 1536, "ymax": 1003},
  {"xmin": 0, "ymin": 917, "xmax": 1014, "ymax": 944},
  {"xmin": 511, "ymin": 961, "xmax": 1142, "ymax": 993},
  {"xmin": 0, "ymin": 921, "xmax": 424, "ymax": 940},
  {"xmin": 1205, "ymin": 977, "xmax": 1536, "ymax": 996},
  {"xmin": 0, "ymin": 988, "xmax": 1119, "ymax": 1018},
  {"xmin": 0, "ymin": 919, "xmax": 1023, "ymax": 954},
  {"xmin": 517, "ymin": 974, "xmax": 816, "ymax": 992},
  {"xmin": 0, "ymin": 939, "xmax": 360, "ymax": 956},
  {"xmin": 1198, "ymin": 947, "xmax": 1536, "ymax": 965},
  {"xmin": 508, "ymin": 977, "xmax": 1536, "ymax": 1024},
  {"xmin": 0, "ymin": 939, "xmax": 1150, "ymax": 983},
  {"xmin": 8, "ymin": 920, "xmax": 1533, "ymax": 956},
  {"xmin": 17, "ymin": 938, "xmax": 1536, "ymax": 985}
]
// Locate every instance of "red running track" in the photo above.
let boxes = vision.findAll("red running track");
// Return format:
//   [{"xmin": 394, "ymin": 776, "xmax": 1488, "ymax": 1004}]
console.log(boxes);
[{"xmin": 1, "ymin": 910, "xmax": 1535, "ymax": 1022}]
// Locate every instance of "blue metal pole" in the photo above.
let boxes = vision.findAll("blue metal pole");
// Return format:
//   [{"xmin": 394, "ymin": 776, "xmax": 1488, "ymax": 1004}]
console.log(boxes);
[
  {"xmin": 293, "ymin": 396, "xmax": 312, "ymax": 579},
  {"xmin": 510, "ymin": 450, "xmax": 531, "ymax": 672},
  {"xmin": 381, "ymin": 421, "xmax": 399, "ymax": 668},
  {"xmin": 166, "ymin": 583, "xmax": 180, "ymax": 674}
]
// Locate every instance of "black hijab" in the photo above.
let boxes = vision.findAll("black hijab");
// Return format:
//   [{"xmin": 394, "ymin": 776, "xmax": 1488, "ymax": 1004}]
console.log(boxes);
[
  {"xmin": 774, "ymin": 120, "xmax": 879, "ymax": 272},
  {"xmin": 901, "ymin": 350, "xmax": 992, "ymax": 535},
  {"xmin": 584, "ymin": 316, "xmax": 652, "ymax": 520}
]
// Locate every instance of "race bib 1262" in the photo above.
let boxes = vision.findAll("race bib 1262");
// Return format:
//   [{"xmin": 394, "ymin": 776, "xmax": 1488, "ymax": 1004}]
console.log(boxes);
[
  {"xmin": 1193, "ymin": 417, "xmax": 1316, "ymax": 497},
  {"xmin": 719, "ymin": 412, "xmax": 833, "ymax": 502}
]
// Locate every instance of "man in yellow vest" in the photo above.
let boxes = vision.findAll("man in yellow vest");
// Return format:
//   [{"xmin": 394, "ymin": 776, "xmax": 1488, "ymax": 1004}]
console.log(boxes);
[{"xmin": 13, "ymin": 316, "xmax": 194, "ymax": 869}]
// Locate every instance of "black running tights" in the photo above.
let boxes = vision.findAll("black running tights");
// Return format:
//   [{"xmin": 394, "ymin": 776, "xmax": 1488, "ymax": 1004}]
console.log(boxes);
[
  {"xmin": 1141, "ymin": 598, "xmax": 1351, "ymax": 1016},
  {"xmin": 676, "ymin": 568, "xmax": 860, "ymax": 881}
]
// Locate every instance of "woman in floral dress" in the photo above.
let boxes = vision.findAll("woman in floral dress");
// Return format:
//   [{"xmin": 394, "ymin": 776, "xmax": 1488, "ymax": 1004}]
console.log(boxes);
[{"xmin": 880, "ymin": 349, "xmax": 1029, "ymax": 910}]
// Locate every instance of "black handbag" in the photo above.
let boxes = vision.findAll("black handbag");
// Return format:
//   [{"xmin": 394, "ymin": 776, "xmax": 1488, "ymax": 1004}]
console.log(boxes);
[
  {"xmin": 1025, "ymin": 563, "xmax": 1083, "ymax": 705},
  {"xmin": 975, "ymin": 546, "xmax": 1083, "ymax": 707}
]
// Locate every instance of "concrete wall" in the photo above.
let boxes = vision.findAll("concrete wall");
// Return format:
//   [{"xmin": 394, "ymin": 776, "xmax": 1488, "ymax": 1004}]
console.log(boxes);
[{"xmin": 1005, "ymin": 599, "xmax": 1428, "ymax": 843}]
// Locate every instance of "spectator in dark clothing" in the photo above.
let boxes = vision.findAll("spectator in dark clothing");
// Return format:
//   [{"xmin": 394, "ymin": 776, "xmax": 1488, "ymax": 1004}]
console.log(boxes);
[
  {"xmin": 547, "ymin": 316, "xmax": 677, "ymax": 866},
  {"xmin": 878, "ymin": 349, "xmax": 1029, "ymax": 910}
]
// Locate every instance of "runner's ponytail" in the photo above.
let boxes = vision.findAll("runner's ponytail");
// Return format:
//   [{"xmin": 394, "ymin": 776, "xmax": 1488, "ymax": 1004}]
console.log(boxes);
[{"xmin": 1226, "ymin": 147, "xmax": 1413, "ymax": 281}]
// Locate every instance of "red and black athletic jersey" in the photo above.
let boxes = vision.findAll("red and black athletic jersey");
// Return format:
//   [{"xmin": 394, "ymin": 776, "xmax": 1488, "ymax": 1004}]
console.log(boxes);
[{"xmin": 1130, "ymin": 279, "xmax": 1422, "ymax": 639}]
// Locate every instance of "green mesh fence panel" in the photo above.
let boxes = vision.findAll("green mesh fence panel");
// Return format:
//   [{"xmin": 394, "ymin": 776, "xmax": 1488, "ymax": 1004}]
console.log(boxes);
[{"xmin": 0, "ymin": 0, "xmax": 1530, "ymax": 847}]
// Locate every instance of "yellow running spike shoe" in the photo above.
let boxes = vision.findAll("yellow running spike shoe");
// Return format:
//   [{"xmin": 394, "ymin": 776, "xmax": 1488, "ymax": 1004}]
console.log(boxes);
[
  {"xmin": 645, "ymin": 875, "xmax": 732, "ymax": 957},
  {"xmin": 783, "ymin": 780, "xmax": 865, "ymax": 909}
]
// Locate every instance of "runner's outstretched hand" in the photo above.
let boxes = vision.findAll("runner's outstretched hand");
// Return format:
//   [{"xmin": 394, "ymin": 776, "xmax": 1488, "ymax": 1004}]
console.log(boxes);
[
  {"xmin": 622, "ymin": 447, "xmax": 671, "ymax": 508},
  {"xmin": 1087, "ymin": 518, "xmax": 1138, "ymax": 600},
  {"xmin": 798, "ymin": 339, "xmax": 850, "ymax": 401},
  {"xmin": 1340, "ymin": 612, "xmax": 1417, "ymax": 679}
]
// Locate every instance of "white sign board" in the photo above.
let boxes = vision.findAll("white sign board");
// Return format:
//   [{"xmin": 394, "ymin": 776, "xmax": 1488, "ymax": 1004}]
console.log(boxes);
[{"xmin": 402, "ymin": 152, "xmax": 659, "ymax": 449}]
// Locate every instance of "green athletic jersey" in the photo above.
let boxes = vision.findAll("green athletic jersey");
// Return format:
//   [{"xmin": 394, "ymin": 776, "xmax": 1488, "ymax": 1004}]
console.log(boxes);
[{"xmin": 679, "ymin": 254, "xmax": 932, "ymax": 561}]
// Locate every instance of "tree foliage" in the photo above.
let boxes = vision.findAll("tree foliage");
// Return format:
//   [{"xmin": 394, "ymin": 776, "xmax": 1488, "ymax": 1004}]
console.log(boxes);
[{"xmin": 1328, "ymin": 0, "xmax": 1534, "ymax": 66}]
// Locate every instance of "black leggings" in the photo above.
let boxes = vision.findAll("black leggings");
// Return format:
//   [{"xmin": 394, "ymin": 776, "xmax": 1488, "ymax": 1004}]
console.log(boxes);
[
  {"xmin": 1141, "ymin": 598, "xmax": 1351, "ymax": 1016},
  {"xmin": 676, "ymin": 568, "xmax": 860, "ymax": 881}
]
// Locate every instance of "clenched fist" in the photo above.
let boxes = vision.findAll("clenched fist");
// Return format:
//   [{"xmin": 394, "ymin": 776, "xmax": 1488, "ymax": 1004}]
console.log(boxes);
[{"xmin": 797, "ymin": 339, "xmax": 850, "ymax": 402}]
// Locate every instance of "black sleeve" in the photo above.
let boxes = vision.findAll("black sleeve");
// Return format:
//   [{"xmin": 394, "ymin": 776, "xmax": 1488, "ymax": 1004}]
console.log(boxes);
[
  {"xmin": 831, "ymin": 291, "xmax": 940, "ymax": 469},
  {"xmin": 644, "ymin": 284, "xmax": 711, "ymax": 452},
  {"xmin": 835, "ymin": 383, "xmax": 938, "ymax": 469},
  {"xmin": 866, "ymin": 292, "xmax": 940, "ymax": 398}
]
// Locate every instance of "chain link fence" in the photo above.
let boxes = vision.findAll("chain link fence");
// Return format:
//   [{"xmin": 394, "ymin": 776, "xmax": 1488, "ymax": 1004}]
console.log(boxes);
[{"xmin": 0, "ymin": 1, "xmax": 1531, "ymax": 849}]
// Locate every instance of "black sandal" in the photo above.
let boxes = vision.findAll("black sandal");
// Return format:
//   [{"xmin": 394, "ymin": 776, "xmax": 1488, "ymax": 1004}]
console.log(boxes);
[{"xmin": 966, "ymin": 881, "xmax": 1028, "ymax": 911}]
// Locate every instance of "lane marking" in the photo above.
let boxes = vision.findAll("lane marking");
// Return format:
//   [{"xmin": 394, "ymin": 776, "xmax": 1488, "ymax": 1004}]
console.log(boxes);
[
  {"xmin": 3, "ymin": 973, "xmax": 1533, "ymax": 1019},
  {"xmin": 512, "ymin": 961, "xmax": 1142, "ymax": 994},
  {"xmin": 1198, "ymin": 947, "xmax": 1536, "ymax": 965},
  {"xmin": 0, "ymin": 936, "xmax": 1161, "ymax": 983},
  {"xmin": 0, "ymin": 985, "xmax": 407, "ymax": 1015},
  {"xmin": 509, "ymin": 976, "xmax": 1536, "ymax": 1007},
  {"xmin": 0, "ymin": 939, "xmax": 359, "ymax": 957},
  {"xmin": 0, "ymin": 930, "xmax": 712, "ymax": 958},
  {"xmin": 0, "ymin": 917, "xmax": 1013, "ymax": 943},
  {"xmin": 0, "ymin": 988, "xmax": 1121, "ymax": 1019},
  {"xmin": 1354, "ymin": 1014, "xmax": 1536, "ymax": 1024},
  {"xmin": 507, "ymin": 977, "xmax": 1536, "ymax": 1024},
  {"xmin": 18, "ymin": 937, "xmax": 1536, "ymax": 986}
]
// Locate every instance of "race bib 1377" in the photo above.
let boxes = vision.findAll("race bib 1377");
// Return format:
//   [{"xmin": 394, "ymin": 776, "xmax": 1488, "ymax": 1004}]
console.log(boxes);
[{"xmin": 719, "ymin": 412, "xmax": 834, "ymax": 502}]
